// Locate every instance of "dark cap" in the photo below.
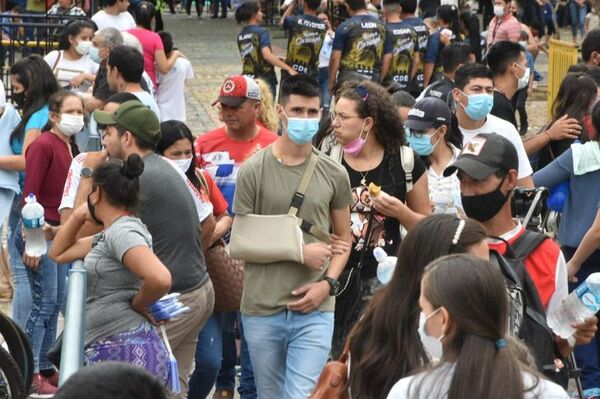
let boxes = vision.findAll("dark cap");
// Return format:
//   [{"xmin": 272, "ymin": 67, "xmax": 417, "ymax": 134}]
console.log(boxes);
[
  {"xmin": 404, "ymin": 97, "xmax": 452, "ymax": 131},
  {"xmin": 93, "ymin": 101, "xmax": 161, "ymax": 147},
  {"xmin": 443, "ymin": 133, "xmax": 518, "ymax": 179},
  {"xmin": 212, "ymin": 75, "xmax": 261, "ymax": 107}
]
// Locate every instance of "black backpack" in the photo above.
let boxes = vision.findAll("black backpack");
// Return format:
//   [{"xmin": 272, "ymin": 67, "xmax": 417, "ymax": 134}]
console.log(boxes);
[{"xmin": 490, "ymin": 230, "xmax": 569, "ymax": 388}]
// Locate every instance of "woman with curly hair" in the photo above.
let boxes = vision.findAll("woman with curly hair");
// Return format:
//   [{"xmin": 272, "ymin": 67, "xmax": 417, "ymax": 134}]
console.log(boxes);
[{"xmin": 330, "ymin": 79, "xmax": 431, "ymax": 357}]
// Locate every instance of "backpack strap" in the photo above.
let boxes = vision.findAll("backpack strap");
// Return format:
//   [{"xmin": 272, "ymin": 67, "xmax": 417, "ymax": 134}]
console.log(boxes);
[
  {"xmin": 399, "ymin": 145, "xmax": 414, "ymax": 193},
  {"xmin": 329, "ymin": 143, "xmax": 343, "ymax": 163},
  {"xmin": 511, "ymin": 230, "xmax": 548, "ymax": 260},
  {"xmin": 194, "ymin": 168, "xmax": 210, "ymax": 197}
]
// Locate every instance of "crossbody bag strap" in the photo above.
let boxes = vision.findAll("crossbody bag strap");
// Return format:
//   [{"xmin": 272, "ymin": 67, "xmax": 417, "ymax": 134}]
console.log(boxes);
[{"xmin": 287, "ymin": 151, "xmax": 332, "ymax": 244}]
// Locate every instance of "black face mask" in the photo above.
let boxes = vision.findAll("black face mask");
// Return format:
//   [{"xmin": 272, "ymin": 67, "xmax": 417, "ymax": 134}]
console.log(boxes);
[
  {"xmin": 87, "ymin": 192, "xmax": 103, "ymax": 226},
  {"xmin": 461, "ymin": 177, "xmax": 510, "ymax": 222},
  {"xmin": 12, "ymin": 92, "xmax": 25, "ymax": 109}
]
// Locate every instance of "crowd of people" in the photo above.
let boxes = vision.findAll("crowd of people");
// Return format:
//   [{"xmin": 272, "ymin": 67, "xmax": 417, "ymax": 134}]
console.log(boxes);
[{"xmin": 1, "ymin": 0, "xmax": 600, "ymax": 398}]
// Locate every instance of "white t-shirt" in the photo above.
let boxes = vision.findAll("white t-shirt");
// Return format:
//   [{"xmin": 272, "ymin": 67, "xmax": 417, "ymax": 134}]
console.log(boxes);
[
  {"xmin": 44, "ymin": 50, "xmax": 99, "ymax": 91},
  {"xmin": 157, "ymin": 57, "xmax": 194, "ymax": 122},
  {"xmin": 59, "ymin": 152, "xmax": 213, "ymax": 221},
  {"xmin": 387, "ymin": 363, "xmax": 568, "ymax": 399},
  {"xmin": 131, "ymin": 91, "xmax": 161, "ymax": 121},
  {"xmin": 460, "ymin": 114, "xmax": 533, "ymax": 180},
  {"xmin": 91, "ymin": 10, "xmax": 136, "ymax": 31},
  {"xmin": 0, "ymin": 79, "xmax": 6, "ymax": 111}
]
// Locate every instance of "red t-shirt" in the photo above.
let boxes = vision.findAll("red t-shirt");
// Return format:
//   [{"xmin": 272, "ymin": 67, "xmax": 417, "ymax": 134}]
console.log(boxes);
[
  {"xmin": 24, "ymin": 132, "xmax": 72, "ymax": 223},
  {"xmin": 194, "ymin": 125, "xmax": 278, "ymax": 213},
  {"xmin": 198, "ymin": 169, "xmax": 229, "ymax": 216},
  {"xmin": 488, "ymin": 225, "xmax": 567, "ymax": 313}
]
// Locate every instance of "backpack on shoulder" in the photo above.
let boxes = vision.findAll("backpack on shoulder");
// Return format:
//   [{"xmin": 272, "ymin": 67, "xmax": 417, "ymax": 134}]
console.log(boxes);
[{"xmin": 490, "ymin": 230, "xmax": 569, "ymax": 388}]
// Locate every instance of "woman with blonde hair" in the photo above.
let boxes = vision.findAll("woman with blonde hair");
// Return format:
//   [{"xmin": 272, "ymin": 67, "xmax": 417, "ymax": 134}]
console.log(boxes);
[{"xmin": 255, "ymin": 78, "xmax": 279, "ymax": 132}]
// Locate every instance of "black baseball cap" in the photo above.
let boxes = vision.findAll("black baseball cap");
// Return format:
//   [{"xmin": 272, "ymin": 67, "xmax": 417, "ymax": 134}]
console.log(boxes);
[
  {"xmin": 404, "ymin": 97, "xmax": 452, "ymax": 131},
  {"xmin": 443, "ymin": 133, "xmax": 519, "ymax": 180}
]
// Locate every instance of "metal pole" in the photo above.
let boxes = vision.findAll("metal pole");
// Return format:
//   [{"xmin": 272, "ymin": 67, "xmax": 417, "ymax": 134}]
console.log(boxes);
[{"xmin": 58, "ymin": 260, "xmax": 87, "ymax": 387}]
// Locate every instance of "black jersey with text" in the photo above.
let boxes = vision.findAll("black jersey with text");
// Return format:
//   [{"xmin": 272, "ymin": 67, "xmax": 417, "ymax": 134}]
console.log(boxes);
[
  {"xmin": 385, "ymin": 22, "xmax": 418, "ymax": 88},
  {"xmin": 237, "ymin": 24, "xmax": 277, "ymax": 83},
  {"xmin": 399, "ymin": 17, "xmax": 429, "ymax": 94},
  {"xmin": 283, "ymin": 15, "xmax": 327, "ymax": 78},
  {"xmin": 332, "ymin": 14, "xmax": 391, "ymax": 82}
]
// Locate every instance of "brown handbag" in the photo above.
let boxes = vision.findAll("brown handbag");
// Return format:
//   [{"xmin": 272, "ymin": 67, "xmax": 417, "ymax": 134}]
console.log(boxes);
[
  {"xmin": 195, "ymin": 168, "xmax": 244, "ymax": 313},
  {"xmin": 309, "ymin": 347, "xmax": 350, "ymax": 399},
  {"xmin": 204, "ymin": 240, "xmax": 244, "ymax": 313}
]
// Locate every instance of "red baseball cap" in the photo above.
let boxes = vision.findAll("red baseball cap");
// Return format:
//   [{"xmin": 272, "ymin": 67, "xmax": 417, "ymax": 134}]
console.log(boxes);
[{"xmin": 212, "ymin": 75, "xmax": 261, "ymax": 107}]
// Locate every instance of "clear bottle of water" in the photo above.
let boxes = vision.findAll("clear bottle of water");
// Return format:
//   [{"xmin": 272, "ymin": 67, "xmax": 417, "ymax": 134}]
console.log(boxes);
[
  {"xmin": 21, "ymin": 193, "xmax": 47, "ymax": 257},
  {"xmin": 547, "ymin": 272, "xmax": 600, "ymax": 338},
  {"xmin": 374, "ymin": 247, "xmax": 397, "ymax": 285}
]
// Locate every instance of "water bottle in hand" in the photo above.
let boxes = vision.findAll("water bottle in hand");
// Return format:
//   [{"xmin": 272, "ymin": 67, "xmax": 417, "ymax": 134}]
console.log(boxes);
[
  {"xmin": 374, "ymin": 247, "xmax": 397, "ymax": 285},
  {"xmin": 547, "ymin": 272, "xmax": 600, "ymax": 338},
  {"xmin": 21, "ymin": 193, "xmax": 47, "ymax": 257}
]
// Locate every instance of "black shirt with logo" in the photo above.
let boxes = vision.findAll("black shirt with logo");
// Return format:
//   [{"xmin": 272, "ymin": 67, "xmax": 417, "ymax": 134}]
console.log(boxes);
[
  {"xmin": 399, "ymin": 17, "xmax": 429, "ymax": 95},
  {"xmin": 237, "ymin": 24, "xmax": 277, "ymax": 84},
  {"xmin": 332, "ymin": 14, "xmax": 391, "ymax": 83},
  {"xmin": 384, "ymin": 22, "xmax": 418, "ymax": 89},
  {"xmin": 283, "ymin": 14, "xmax": 327, "ymax": 79}
]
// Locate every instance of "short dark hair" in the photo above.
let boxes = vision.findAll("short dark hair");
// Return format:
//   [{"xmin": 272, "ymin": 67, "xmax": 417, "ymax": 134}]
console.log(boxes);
[
  {"xmin": 305, "ymin": 0, "xmax": 321, "ymax": 10},
  {"xmin": 158, "ymin": 31, "xmax": 173, "ymax": 55},
  {"xmin": 235, "ymin": 1, "xmax": 260, "ymax": 23},
  {"xmin": 108, "ymin": 45, "xmax": 144, "ymax": 83},
  {"xmin": 441, "ymin": 42, "xmax": 473, "ymax": 73},
  {"xmin": 487, "ymin": 40, "xmax": 524, "ymax": 75},
  {"xmin": 106, "ymin": 92, "xmax": 140, "ymax": 104},
  {"xmin": 455, "ymin": 62, "xmax": 493, "ymax": 90},
  {"xmin": 54, "ymin": 362, "xmax": 166, "ymax": 399},
  {"xmin": 279, "ymin": 74, "xmax": 321, "ymax": 105},
  {"xmin": 346, "ymin": 0, "xmax": 367, "ymax": 11},
  {"xmin": 397, "ymin": 0, "xmax": 417, "ymax": 13},
  {"xmin": 134, "ymin": 1, "xmax": 155, "ymax": 30},
  {"xmin": 582, "ymin": 29, "xmax": 600, "ymax": 62}
]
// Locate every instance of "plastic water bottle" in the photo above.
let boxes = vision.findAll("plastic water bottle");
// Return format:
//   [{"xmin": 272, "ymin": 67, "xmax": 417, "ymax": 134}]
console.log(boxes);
[
  {"xmin": 374, "ymin": 247, "xmax": 397, "ymax": 285},
  {"xmin": 547, "ymin": 273, "xmax": 600, "ymax": 338},
  {"xmin": 21, "ymin": 193, "xmax": 47, "ymax": 257}
]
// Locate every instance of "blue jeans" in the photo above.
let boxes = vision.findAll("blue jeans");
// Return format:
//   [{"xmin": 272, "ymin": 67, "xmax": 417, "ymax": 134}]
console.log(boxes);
[
  {"xmin": 318, "ymin": 67, "xmax": 331, "ymax": 112},
  {"xmin": 564, "ymin": 246, "xmax": 600, "ymax": 390},
  {"xmin": 20, "ymin": 237, "xmax": 67, "ymax": 372},
  {"xmin": 188, "ymin": 313, "xmax": 256, "ymax": 398},
  {"xmin": 8, "ymin": 195, "xmax": 31, "ymax": 330},
  {"xmin": 242, "ymin": 310, "xmax": 333, "ymax": 399},
  {"xmin": 568, "ymin": 1, "xmax": 586, "ymax": 39}
]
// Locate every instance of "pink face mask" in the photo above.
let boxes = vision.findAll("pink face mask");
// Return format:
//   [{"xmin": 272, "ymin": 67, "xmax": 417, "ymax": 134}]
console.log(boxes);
[{"xmin": 343, "ymin": 122, "xmax": 369, "ymax": 156}]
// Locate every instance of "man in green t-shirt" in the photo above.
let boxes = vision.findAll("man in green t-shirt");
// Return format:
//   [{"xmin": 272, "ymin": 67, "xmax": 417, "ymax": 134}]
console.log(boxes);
[{"xmin": 233, "ymin": 74, "xmax": 352, "ymax": 399}]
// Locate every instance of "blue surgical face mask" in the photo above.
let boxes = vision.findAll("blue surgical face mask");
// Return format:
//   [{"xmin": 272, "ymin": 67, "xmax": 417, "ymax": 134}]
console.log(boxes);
[
  {"xmin": 459, "ymin": 91, "xmax": 494, "ymax": 121},
  {"xmin": 89, "ymin": 46, "xmax": 102, "ymax": 64},
  {"xmin": 407, "ymin": 128, "xmax": 440, "ymax": 156},
  {"xmin": 283, "ymin": 111, "xmax": 320, "ymax": 145}
]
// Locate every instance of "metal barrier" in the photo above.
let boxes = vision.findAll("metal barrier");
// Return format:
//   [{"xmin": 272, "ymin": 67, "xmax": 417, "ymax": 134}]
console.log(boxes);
[
  {"xmin": 547, "ymin": 39, "xmax": 578, "ymax": 118},
  {"xmin": 58, "ymin": 260, "xmax": 87, "ymax": 386}
]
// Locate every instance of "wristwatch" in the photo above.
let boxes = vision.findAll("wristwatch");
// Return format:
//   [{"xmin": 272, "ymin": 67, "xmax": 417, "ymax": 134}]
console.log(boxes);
[
  {"xmin": 80, "ymin": 167, "xmax": 93, "ymax": 178},
  {"xmin": 321, "ymin": 276, "xmax": 340, "ymax": 296}
]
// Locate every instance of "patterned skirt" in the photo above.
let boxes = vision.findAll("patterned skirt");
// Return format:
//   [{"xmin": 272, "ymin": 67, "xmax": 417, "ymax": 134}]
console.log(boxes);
[{"xmin": 84, "ymin": 322, "xmax": 169, "ymax": 385}]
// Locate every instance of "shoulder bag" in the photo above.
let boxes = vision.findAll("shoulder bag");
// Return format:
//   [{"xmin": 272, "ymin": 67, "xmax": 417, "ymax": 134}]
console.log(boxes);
[{"xmin": 229, "ymin": 151, "xmax": 331, "ymax": 264}]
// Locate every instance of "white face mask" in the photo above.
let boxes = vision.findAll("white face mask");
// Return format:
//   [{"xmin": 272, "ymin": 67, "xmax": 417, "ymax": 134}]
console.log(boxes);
[
  {"xmin": 418, "ymin": 308, "xmax": 445, "ymax": 361},
  {"xmin": 57, "ymin": 114, "xmax": 84, "ymax": 136},
  {"xmin": 173, "ymin": 157, "xmax": 193, "ymax": 173},
  {"xmin": 75, "ymin": 40, "xmax": 92, "ymax": 56},
  {"xmin": 493, "ymin": 5, "xmax": 505, "ymax": 16},
  {"xmin": 515, "ymin": 64, "xmax": 530, "ymax": 90}
]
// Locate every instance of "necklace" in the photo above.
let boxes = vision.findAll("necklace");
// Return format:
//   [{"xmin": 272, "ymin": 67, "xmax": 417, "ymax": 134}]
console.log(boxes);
[{"xmin": 359, "ymin": 170, "xmax": 369, "ymax": 187}]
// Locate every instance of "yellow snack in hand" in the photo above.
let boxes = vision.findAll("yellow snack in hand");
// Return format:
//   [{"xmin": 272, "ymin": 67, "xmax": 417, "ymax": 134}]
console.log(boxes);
[{"xmin": 369, "ymin": 183, "xmax": 382, "ymax": 198}]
